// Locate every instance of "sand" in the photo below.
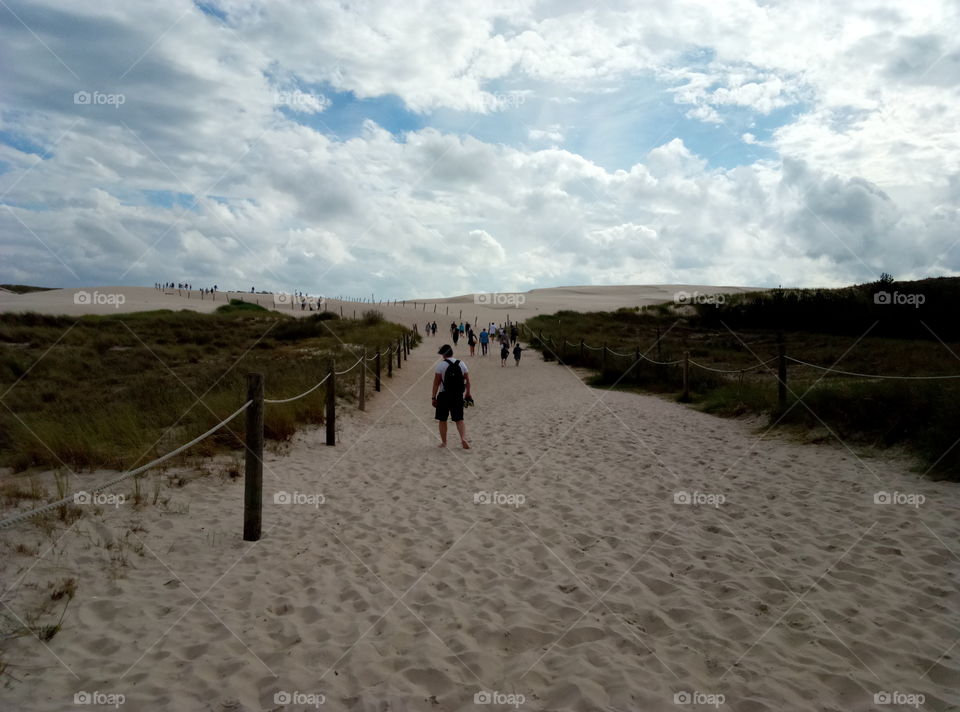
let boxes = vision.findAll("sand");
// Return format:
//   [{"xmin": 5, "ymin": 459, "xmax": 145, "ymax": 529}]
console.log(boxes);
[
  {"xmin": 1, "ymin": 287, "xmax": 959, "ymax": 711},
  {"xmin": 0, "ymin": 284, "xmax": 755, "ymax": 323}
]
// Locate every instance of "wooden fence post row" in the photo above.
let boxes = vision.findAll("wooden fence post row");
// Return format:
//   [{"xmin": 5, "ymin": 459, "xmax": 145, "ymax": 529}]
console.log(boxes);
[
  {"xmin": 532, "ymin": 335, "xmax": 790, "ymax": 406},
  {"xmin": 243, "ymin": 329, "xmax": 416, "ymax": 537}
]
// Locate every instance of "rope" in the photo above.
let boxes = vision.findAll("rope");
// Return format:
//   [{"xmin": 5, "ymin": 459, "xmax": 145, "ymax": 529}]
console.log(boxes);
[
  {"xmin": 0, "ymin": 400, "xmax": 253, "ymax": 530},
  {"xmin": 784, "ymin": 357, "xmax": 960, "ymax": 380},
  {"xmin": 688, "ymin": 356, "xmax": 779, "ymax": 374},
  {"xmin": 335, "ymin": 355, "xmax": 366, "ymax": 376},
  {"xmin": 264, "ymin": 375, "xmax": 330, "ymax": 404}
]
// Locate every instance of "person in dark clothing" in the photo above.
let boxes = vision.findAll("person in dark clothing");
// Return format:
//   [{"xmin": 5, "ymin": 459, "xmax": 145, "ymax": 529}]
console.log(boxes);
[{"xmin": 432, "ymin": 344, "xmax": 471, "ymax": 448}]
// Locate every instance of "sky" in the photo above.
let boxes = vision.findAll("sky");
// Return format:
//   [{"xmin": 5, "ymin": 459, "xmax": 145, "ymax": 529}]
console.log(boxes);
[{"xmin": 1, "ymin": 0, "xmax": 958, "ymax": 298}]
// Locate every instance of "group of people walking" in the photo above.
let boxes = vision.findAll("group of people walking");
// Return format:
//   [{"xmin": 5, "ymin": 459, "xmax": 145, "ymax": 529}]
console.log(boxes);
[
  {"xmin": 428, "ymin": 320, "xmax": 525, "ymax": 449},
  {"xmin": 423, "ymin": 320, "xmax": 523, "ymax": 366}
]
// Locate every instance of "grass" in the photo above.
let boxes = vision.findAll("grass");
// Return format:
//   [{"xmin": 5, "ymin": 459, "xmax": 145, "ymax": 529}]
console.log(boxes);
[
  {"xmin": 0, "ymin": 285, "xmax": 56, "ymax": 294},
  {"xmin": 523, "ymin": 277, "xmax": 960, "ymax": 480},
  {"xmin": 0, "ymin": 307, "xmax": 417, "ymax": 476}
]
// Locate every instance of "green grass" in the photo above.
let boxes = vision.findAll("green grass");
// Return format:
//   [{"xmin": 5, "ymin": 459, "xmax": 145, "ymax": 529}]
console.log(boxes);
[
  {"xmin": 0, "ymin": 284, "xmax": 57, "ymax": 294},
  {"xmin": 214, "ymin": 298, "xmax": 270, "ymax": 314},
  {"xmin": 0, "ymin": 308, "xmax": 417, "ymax": 473},
  {"xmin": 523, "ymin": 280, "xmax": 960, "ymax": 480}
]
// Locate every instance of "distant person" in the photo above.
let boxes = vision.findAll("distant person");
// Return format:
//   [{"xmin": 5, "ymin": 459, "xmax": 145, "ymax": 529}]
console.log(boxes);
[
  {"xmin": 510, "ymin": 325, "xmax": 518, "ymax": 345},
  {"xmin": 467, "ymin": 329, "xmax": 477, "ymax": 356},
  {"xmin": 500, "ymin": 340, "xmax": 509, "ymax": 367},
  {"xmin": 432, "ymin": 344, "xmax": 471, "ymax": 449},
  {"xmin": 459, "ymin": 322, "xmax": 465, "ymax": 334},
  {"xmin": 479, "ymin": 328, "xmax": 489, "ymax": 355},
  {"xmin": 513, "ymin": 343, "xmax": 523, "ymax": 366},
  {"xmin": 452, "ymin": 326, "xmax": 459, "ymax": 346},
  {"xmin": 431, "ymin": 321, "xmax": 437, "ymax": 336}
]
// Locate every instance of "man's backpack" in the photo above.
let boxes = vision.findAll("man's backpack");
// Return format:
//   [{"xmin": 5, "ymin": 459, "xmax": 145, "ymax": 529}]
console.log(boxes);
[{"xmin": 443, "ymin": 359, "xmax": 465, "ymax": 395}]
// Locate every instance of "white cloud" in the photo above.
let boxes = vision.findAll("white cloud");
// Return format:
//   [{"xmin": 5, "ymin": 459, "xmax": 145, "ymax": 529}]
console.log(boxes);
[{"xmin": 0, "ymin": 0, "xmax": 957, "ymax": 296}]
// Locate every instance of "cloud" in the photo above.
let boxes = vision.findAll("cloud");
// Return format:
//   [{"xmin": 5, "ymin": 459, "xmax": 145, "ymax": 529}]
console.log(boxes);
[{"xmin": 0, "ymin": 0, "xmax": 957, "ymax": 296}]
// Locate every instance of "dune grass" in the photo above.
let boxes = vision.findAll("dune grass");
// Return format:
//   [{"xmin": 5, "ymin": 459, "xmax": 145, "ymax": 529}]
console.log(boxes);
[
  {"xmin": 523, "ymin": 278, "xmax": 960, "ymax": 480},
  {"xmin": 0, "ymin": 307, "xmax": 416, "ymax": 474}
]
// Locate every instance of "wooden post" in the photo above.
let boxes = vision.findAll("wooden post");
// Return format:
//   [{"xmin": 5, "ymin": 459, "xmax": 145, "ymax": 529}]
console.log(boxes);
[
  {"xmin": 387, "ymin": 346, "xmax": 393, "ymax": 378},
  {"xmin": 375, "ymin": 351, "xmax": 381, "ymax": 391},
  {"xmin": 403, "ymin": 333, "xmax": 409, "ymax": 360},
  {"xmin": 358, "ymin": 348, "xmax": 366, "ymax": 411},
  {"xmin": 243, "ymin": 373, "xmax": 264, "ymax": 541},
  {"xmin": 434, "ymin": 304, "xmax": 437, "ymax": 312},
  {"xmin": 397, "ymin": 338, "xmax": 402, "ymax": 369},
  {"xmin": 682, "ymin": 351, "xmax": 690, "ymax": 401},
  {"xmin": 777, "ymin": 334, "xmax": 787, "ymax": 409},
  {"xmin": 635, "ymin": 346, "xmax": 641, "ymax": 383},
  {"xmin": 602, "ymin": 343, "xmax": 607, "ymax": 375},
  {"xmin": 340, "ymin": 305, "xmax": 343, "ymax": 317},
  {"xmin": 325, "ymin": 360, "xmax": 336, "ymax": 446},
  {"xmin": 580, "ymin": 338, "xmax": 585, "ymax": 364},
  {"xmin": 656, "ymin": 325, "xmax": 662, "ymax": 362}
]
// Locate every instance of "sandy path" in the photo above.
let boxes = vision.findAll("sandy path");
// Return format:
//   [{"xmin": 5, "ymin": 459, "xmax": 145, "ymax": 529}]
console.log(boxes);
[{"xmin": 2, "ymin": 336, "xmax": 959, "ymax": 711}]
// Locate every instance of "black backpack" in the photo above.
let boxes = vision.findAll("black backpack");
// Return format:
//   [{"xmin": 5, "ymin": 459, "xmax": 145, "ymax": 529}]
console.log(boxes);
[{"xmin": 443, "ymin": 359, "xmax": 465, "ymax": 395}]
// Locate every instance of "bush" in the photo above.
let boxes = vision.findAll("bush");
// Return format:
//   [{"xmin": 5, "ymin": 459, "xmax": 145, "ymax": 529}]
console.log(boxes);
[
  {"xmin": 362, "ymin": 310, "xmax": 384, "ymax": 325},
  {"xmin": 215, "ymin": 299, "xmax": 268, "ymax": 314}
]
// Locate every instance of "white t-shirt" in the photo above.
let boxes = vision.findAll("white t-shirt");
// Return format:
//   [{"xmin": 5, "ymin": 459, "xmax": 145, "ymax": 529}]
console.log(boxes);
[{"xmin": 435, "ymin": 358, "xmax": 469, "ymax": 393}]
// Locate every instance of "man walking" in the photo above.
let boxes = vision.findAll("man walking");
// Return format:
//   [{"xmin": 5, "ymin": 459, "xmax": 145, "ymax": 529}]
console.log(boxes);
[{"xmin": 432, "ymin": 344, "xmax": 471, "ymax": 449}]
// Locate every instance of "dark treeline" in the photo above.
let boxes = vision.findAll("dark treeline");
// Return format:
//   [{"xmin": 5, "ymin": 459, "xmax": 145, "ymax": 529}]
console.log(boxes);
[{"xmin": 694, "ymin": 276, "xmax": 957, "ymax": 340}]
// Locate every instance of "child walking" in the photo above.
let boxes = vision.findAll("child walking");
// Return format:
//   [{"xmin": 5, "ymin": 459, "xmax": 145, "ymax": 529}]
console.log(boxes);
[{"xmin": 513, "ymin": 343, "xmax": 522, "ymax": 366}]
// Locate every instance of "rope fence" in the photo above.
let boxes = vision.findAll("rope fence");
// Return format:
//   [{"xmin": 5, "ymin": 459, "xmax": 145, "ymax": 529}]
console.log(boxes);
[
  {"xmin": 518, "ymin": 323, "xmax": 960, "ymax": 404},
  {"xmin": 0, "ymin": 330, "xmax": 419, "ymax": 539}
]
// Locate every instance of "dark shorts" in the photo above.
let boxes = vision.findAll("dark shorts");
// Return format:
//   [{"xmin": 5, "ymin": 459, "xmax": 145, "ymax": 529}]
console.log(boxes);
[{"xmin": 435, "ymin": 392, "xmax": 464, "ymax": 422}]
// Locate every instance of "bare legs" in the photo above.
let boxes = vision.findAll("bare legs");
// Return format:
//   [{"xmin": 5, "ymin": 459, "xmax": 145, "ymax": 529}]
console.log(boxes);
[{"xmin": 438, "ymin": 420, "xmax": 469, "ymax": 448}]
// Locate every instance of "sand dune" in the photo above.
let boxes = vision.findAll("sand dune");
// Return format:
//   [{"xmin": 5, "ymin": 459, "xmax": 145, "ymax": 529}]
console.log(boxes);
[
  {"xmin": 0, "ymin": 283, "xmax": 757, "ymax": 323},
  {"xmin": 1, "ymin": 327, "xmax": 958, "ymax": 711}
]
